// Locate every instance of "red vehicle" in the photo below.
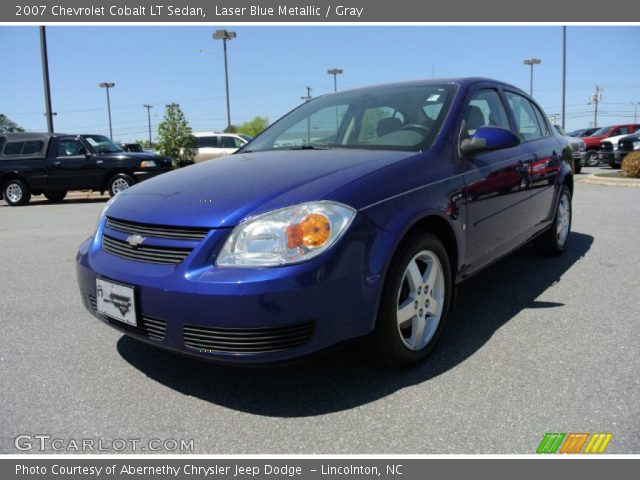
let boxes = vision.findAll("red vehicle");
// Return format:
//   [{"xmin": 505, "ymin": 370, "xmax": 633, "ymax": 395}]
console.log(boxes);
[{"xmin": 582, "ymin": 124, "xmax": 640, "ymax": 166}]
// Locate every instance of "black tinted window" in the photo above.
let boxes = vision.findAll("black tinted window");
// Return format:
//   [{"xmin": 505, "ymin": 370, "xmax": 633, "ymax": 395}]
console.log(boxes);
[
  {"xmin": 197, "ymin": 136, "xmax": 218, "ymax": 148},
  {"xmin": 0, "ymin": 137, "xmax": 5, "ymax": 151},
  {"xmin": 4, "ymin": 142, "xmax": 24, "ymax": 155},
  {"xmin": 22, "ymin": 141, "xmax": 43, "ymax": 155}
]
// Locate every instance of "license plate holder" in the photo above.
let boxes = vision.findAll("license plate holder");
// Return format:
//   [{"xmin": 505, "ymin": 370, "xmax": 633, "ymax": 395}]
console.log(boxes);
[{"xmin": 95, "ymin": 278, "xmax": 137, "ymax": 326}]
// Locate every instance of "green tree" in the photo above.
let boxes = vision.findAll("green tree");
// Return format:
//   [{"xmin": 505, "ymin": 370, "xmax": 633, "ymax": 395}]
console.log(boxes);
[
  {"xmin": 156, "ymin": 103, "xmax": 196, "ymax": 164},
  {"xmin": 223, "ymin": 125, "xmax": 238, "ymax": 133},
  {"xmin": 237, "ymin": 116, "xmax": 269, "ymax": 138},
  {"xmin": 0, "ymin": 114, "xmax": 25, "ymax": 133}
]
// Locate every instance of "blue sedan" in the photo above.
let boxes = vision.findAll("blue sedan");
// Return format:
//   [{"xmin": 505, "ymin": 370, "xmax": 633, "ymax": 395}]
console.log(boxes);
[{"xmin": 76, "ymin": 78, "xmax": 573, "ymax": 367}]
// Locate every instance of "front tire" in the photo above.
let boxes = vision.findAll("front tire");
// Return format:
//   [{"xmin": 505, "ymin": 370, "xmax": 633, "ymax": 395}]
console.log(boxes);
[
  {"xmin": 44, "ymin": 190, "xmax": 67, "ymax": 202},
  {"xmin": 535, "ymin": 185, "xmax": 572, "ymax": 255},
  {"xmin": 3, "ymin": 179, "xmax": 31, "ymax": 206},
  {"xmin": 107, "ymin": 173, "xmax": 135, "ymax": 197},
  {"xmin": 585, "ymin": 150, "xmax": 599, "ymax": 167},
  {"xmin": 365, "ymin": 233, "xmax": 452, "ymax": 367}
]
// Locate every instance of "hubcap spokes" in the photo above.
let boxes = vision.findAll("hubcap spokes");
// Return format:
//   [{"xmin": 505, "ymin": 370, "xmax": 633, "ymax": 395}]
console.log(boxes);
[
  {"xmin": 112, "ymin": 179, "xmax": 130, "ymax": 194},
  {"xmin": 556, "ymin": 195, "xmax": 570, "ymax": 246},
  {"xmin": 6, "ymin": 184, "xmax": 22, "ymax": 203},
  {"xmin": 396, "ymin": 250, "xmax": 445, "ymax": 351}
]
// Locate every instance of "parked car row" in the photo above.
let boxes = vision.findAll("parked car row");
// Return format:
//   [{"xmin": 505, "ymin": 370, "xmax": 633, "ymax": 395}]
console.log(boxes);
[
  {"xmin": 598, "ymin": 127, "xmax": 640, "ymax": 168},
  {"xmin": 1, "ymin": 131, "xmax": 256, "ymax": 206},
  {"xmin": 569, "ymin": 123, "xmax": 640, "ymax": 167}
]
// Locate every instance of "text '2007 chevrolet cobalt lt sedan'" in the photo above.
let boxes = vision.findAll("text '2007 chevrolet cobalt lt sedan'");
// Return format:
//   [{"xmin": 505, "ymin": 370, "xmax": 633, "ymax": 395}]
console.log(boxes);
[{"xmin": 77, "ymin": 78, "xmax": 573, "ymax": 367}]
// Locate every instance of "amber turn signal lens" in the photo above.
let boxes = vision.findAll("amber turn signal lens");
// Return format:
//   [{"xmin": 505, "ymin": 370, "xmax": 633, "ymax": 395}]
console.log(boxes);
[{"xmin": 286, "ymin": 213, "xmax": 331, "ymax": 249}]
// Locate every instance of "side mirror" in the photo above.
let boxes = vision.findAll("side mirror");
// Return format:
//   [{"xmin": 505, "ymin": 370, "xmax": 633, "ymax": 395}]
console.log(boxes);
[{"xmin": 460, "ymin": 126, "xmax": 520, "ymax": 158}]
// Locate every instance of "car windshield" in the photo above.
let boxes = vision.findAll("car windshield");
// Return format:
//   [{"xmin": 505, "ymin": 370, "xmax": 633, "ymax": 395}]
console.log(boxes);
[
  {"xmin": 82, "ymin": 135, "xmax": 123, "ymax": 153},
  {"xmin": 244, "ymin": 83, "xmax": 456, "ymax": 153},
  {"xmin": 589, "ymin": 126, "xmax": 612, "ymax": 137}
]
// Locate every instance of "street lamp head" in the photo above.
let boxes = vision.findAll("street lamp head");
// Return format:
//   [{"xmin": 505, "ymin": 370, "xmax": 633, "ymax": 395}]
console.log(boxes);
[
  {"xmin": 213, "ymin": 30, "xmax": 236, "ymax": 40},
  {"xmin": 327, "ymin": 68, "xmax": 343, "ymax": 75},
  {"xmin": 523, "ymin": 58, "xmax": 542, "ymax": 66},
  {"xmin": 99, "ymin": 82, "xmax": 115, "ymax": 88}
]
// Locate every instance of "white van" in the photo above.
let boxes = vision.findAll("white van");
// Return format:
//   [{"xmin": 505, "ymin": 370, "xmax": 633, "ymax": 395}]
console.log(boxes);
[{"xmin": 193, "ymin": 132, "xmax": 249, "ymax": 162}]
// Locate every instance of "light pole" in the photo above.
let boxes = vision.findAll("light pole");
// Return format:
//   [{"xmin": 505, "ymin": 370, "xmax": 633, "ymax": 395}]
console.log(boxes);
[
  {"xmin": 301, "ymin": 86, "xmax": 312, "ymax": 102},
  {"xmin": 561, "ymin": 26, "xmax": 567, "ymax": 129},
  {"xmin": 523, "ymin": 58, "xmax": 541, "ymax": 96},
  {"xmin": 213, "ymin": 29, "xmax": 236, "ymax": 131},
  {"xmin": 99, "ymin": 82, "xmax": 115, "ymax": 139},
  {"xmin": 143, "ymin": 104, "xmax": 153, "ymax": 147},
  {"xmin": 632, "ymin": 102, "xmax": 639, "ymax": 123},
  {"xmin": 327, "ymin": 68, "xmax": 343, "ymax": 92}
]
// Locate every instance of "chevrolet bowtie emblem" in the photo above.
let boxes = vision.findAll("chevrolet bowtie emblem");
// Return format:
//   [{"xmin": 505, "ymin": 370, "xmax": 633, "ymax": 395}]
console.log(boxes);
[{"xmin": 126, "ymin": 234, "xmax": 145, "ymax": 247}]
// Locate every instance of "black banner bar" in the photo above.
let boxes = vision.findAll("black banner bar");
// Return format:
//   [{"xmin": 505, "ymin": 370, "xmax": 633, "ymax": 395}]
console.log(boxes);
[
  {"xmin": 2, "ymin": 459, "xmax": 640, "ymax": 480},
  {"xmin": 3, "ymin": 0, "xmax": 640, "ymax": 23}
]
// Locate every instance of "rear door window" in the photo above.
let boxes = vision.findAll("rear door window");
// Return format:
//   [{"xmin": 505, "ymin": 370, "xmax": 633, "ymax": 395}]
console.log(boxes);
[{"xmin": 197, "ymin": 136, "xmax": 218, "ymax": 148}]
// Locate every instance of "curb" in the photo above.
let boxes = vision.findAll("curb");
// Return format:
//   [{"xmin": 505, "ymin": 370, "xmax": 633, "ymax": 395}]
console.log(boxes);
[{"xmin": 576, "ymin": 174, "xmax": 640, "ymax": 188}]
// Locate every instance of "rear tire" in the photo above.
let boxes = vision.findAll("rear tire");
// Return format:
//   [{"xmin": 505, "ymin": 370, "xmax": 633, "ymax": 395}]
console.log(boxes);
[
  {"xmin": 3, "ymin": 179, "xmax": 31, "ymax": 206},
  {"xmin": 364, "ymin": 233, "xmax": 452, "ymax": 368},
  {"xmin": 44, "ymin": 190, "xmax": 67, "ymax": 202},
  {"xmin": 535, "ymin": 185, "xmax": 572, "ymax": 256},
  {"xmin": 107, "ymin": 173, "xmax": 135, "ymax": 197}
]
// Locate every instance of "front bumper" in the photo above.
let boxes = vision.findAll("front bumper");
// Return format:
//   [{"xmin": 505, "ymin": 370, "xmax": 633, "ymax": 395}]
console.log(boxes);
[
  {"xmin": 76, "ymin": 214, "xmax": 381, "ymax": 365},
  {"xmin": 572, "ymin": 152, "xmax": 585, "ymax": 167},
  {"xmin": 132, "ymin": 168, "xmax": 172, "ymax": 182}
]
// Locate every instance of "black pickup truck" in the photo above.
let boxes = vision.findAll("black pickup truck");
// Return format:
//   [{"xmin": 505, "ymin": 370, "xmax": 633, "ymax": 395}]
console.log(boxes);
[{"xmin": 0, "ymin": 132, "xmax": 173, "ymax": 206}]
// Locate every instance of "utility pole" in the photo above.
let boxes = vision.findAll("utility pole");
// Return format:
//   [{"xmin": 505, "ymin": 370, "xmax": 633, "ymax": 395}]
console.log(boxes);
[
  {"xmin": 561, "ymin": 26, "xmax": 567, "ymax": 129},
  {"xmin": 143, "ymin": 104, "xmax": 153, "ymax": 147},
  {"xmin": 39, "ymin": 27, "xmax": 54, "ymax": 133},
  {"xmin": 300, "ymin": 86, "xmax": 312, "ymax": 102},
  {"xmin": 632, "ymin": 102, "xmax": 639, "ymax": 123},
  {"xmin": 590, "ymin": 85, "xmax": 602, "ymax": 128}
]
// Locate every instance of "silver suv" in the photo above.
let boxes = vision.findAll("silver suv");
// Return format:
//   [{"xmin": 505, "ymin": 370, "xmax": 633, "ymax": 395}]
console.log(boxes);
[{"xmin": 193, "ymin": 132, "xmax": 249, "ymax": 162}]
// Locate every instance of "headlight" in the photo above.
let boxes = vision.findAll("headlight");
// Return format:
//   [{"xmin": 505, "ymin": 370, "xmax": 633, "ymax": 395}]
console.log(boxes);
[
  {"xmin": 140, "ymin": 160, "xmax": 157, "ymax": 168},
  {"xmin": 216, "ymin": 201, "xmax": 356, "ymax": 267},
  {"xmin": 633, "ymin": 141, "xmax": 640, "ymax": 150},
  {"xmin": 95, "ymin": 196, "xmax": 117, "ymax": 233}
]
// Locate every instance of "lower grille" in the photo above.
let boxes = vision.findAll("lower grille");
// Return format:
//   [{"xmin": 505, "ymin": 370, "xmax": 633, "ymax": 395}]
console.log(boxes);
[
  {"xmin": 183, "ymin": 321, "xmax": 315, "ymax": 353},
  {"xmin": 104, "ymin": 315, "xmax": 167, "ymax": 341},
  {"xmin": 85, "ymin": 291, "xmax": 166, "ymax": 341},
  {"xmin": 102, "ymin": 234, "xmax": 191, "ymax": 265}
]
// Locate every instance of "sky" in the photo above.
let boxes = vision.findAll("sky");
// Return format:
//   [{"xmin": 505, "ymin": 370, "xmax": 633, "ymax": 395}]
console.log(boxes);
[{"xmin": 1, "ymin": 25, "xmax": 639, "ymax": 142}]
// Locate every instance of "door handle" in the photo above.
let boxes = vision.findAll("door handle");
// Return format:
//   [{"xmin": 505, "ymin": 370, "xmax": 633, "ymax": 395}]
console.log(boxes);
[{"xmin": 52, "ymin": 161, "xmax": 61, "ymax": 166}]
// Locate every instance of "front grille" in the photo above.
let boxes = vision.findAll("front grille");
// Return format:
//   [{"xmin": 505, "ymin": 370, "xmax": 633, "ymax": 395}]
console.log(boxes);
[
  {"xmin": 183, "ymin": 321, "xmax": 315, "ymax": 353},
  {"xmin": 106, "ymin": 217, "xmax": 209, "ymax": 241},
  {"xmin": 105, "ymin": 315, "xmax": 167, "ymax": 341},
  {"xmin": 619, "ymin": 140, "xmax": 635, "ymax": 152},
  {"xmin": 102, "ymin": 234, "xmax": 191, "ymax": 265},
  {"xmin": 572, "ymin": 143, "xmax": 584, "ymax": 153},
  {"xmin": 600, "ymin": 142, "xmax": 613, "ymax": 151}
]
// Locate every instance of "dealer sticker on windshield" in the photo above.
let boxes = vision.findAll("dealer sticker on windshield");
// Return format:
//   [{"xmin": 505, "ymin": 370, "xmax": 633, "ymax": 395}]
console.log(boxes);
[{"xmin": 95, "ymin": 278, "xmax": 137, "ymax": 326}]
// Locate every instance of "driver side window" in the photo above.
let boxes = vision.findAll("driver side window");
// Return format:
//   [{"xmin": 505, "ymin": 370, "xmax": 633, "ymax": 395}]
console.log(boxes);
[
  {"xmin": 463, "ymin": 89, "xmax": 510, "ymax": 138},
  {"xmin": 57, "ymin": 139, "xmax": 85, "ymax": 157}
]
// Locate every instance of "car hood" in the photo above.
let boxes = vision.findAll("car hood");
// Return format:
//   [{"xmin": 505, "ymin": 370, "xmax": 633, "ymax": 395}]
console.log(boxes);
[
  {"xmin": 600, "ymin": 134, "xmax": 630, "ymax": 145},
  {"xmin": 108, "ymin": 149, "xmax": 416, "ymax": 228}
]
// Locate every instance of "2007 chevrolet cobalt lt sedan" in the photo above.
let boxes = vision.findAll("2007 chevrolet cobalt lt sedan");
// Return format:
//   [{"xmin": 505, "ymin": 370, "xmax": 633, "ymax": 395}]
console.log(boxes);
[{"xmin": 77, "ymin": 78, "xmax": 573, "ymax": 367}]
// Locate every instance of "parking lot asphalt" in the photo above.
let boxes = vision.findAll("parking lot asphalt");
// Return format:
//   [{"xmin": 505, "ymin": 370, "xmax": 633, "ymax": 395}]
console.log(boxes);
[{"xmin": 1, "ymin": 167, "xmax": 639, "ymax": 454}]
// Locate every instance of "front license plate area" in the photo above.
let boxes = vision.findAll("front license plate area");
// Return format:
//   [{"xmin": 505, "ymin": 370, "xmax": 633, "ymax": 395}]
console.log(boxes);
[{"xmin": 96, "ymin": 278, "xmax": 137, "ymax": 326}]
